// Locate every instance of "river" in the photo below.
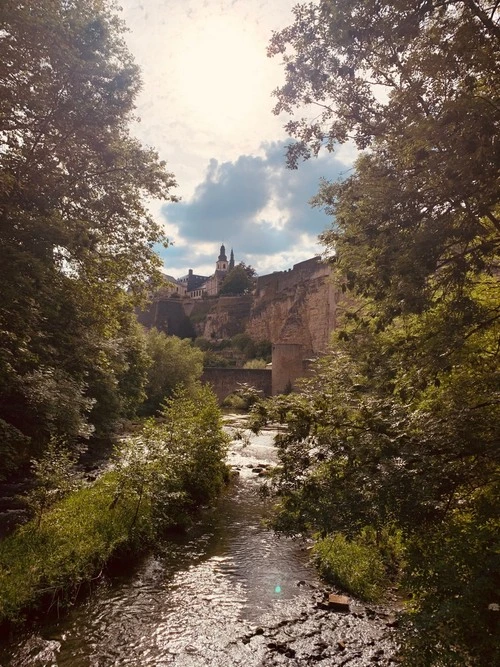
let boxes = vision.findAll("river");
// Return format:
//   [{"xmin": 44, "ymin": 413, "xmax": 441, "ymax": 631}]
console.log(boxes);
[{"xmin": 0, "ymin": 416, "xmax": 398, "ymax": 666}]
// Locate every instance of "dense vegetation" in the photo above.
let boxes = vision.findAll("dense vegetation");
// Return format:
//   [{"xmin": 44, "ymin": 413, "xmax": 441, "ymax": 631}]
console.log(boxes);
[
  {"xmin": 219, "ymin": 262, "xmax": 257, "ymax": 295},
  {"xmin": 0, "ymin": 385, "xmax": 229, "ymax": 624},
  {"xmin": 141, "ymin": 329, "xmax": 204, "ymax": 415},
  {"xmin": 195, "ymin": 333, "xmax": 272, "ymax": 368},
  {"xmin": 258, "ymin": 1, "xmax": 499, "ymax": 664},
  {"xmin": 0, "ymin": 0, "xmax": 179, "ymax": 479}
]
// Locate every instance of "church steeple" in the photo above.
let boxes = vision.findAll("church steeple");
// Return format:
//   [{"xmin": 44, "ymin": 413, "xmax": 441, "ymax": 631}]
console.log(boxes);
[
  {"xmin": 218, "ymin": 244, "xmax": 227, "ymax": 262},
  {"xmin": 229, "ymin": 248, "xmax": 235, "ymax": 270},
  {"xmin": 216, "ymin": 243, "xmax": 228, "ymax": 272}
]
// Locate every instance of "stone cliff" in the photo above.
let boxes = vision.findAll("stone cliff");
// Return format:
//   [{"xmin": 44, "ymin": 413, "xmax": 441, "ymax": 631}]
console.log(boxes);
[
  {"xmin": 138, "ymin": 257, "xmax": 341, "ymax": 355},
  {"xmin": 246, "ymin": 257, "xmax": 339, "ymax": 355}
]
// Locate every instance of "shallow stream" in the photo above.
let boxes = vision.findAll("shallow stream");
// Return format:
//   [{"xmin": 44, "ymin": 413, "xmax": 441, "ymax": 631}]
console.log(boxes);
[{"xmin": 0, "ymin": 416, "xmax": 398, "ymax": 666}]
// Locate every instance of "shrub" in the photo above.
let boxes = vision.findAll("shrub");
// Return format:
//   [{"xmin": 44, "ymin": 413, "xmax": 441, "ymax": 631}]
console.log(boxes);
[
  {"xmin": 243, "ymin": 358, "xmax": 268, "ymax": 369},
  {"xmin": 231, "ymin": 333, "xmax": 255, "ymax": 358},
  {"xmin": 141, "ymin": 330, "xmax": 204, "ymax": 414},
  {"xmin": 399, "ymin": 501, "xmax": 500, "ymax": 666},
  {"xmin": 312, "ymin": 530, "xmax": 392, "ymax": 602},
  {"xmin": 0, "ymin": 384, "xmax": 228, "ymax": 624},
  {"xmin": 222, "ymin": 383, "xmax": 264, "ymax": 412}
]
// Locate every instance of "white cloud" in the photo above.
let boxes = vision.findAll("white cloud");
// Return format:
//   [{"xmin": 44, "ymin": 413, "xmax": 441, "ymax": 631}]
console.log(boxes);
[
  {"xmin": 117, "ymin": 1, "xmax": 355, "ymax": 278},
  {"xmin": 158, "ymin": 141, "xmax": 346, "ymax": 276},
  {"xmin": 119, "ymin": 0, "xmax": 299, "ymax": 196}
]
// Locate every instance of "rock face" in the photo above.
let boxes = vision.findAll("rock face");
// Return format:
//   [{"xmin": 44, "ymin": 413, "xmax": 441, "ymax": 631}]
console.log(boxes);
[
  {"xmin": 190, "ymin": 295, "xmax": 253, "ymax": 340},
  {"xmin": 138, "ymin": 257, "xmax": 342, "ymax": 395},
  {"xmin": 246, "ymin": 257, "xmax": 340, "ymax": 355},
  {"xmin": 139, "ymin": 257, "xmax": 340, "ymax": 354}
]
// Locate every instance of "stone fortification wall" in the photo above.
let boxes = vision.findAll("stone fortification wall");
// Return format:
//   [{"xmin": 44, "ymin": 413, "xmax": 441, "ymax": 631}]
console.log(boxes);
[
  {"xmin": 138, "ymin": 258, "xmax": 340, "ymax": 359},
  {"xmin": 189, "ymin": 295, "xmax": 253, "ymax": 340},
  {"xmin": 246, "ymin": 257, "xmax": 339, "ymax": 355},
  {"xmin": 136, "ymin": 298, "xmax": 195, "ymax": 338},
  {"xmin": 201, "ymin": 368, "xmax": 272, "ymax": 403}
]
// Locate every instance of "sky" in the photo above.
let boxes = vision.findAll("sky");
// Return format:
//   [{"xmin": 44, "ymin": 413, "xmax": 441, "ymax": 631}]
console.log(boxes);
[{"xmin": 118, "ymin": 0, "xmax": 355, "ymax": 278}]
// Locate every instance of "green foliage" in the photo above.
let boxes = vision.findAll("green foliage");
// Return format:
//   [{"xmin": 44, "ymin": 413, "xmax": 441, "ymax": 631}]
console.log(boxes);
[
  {"xmin": 222, "ymin": 394, "xmax": 248, "ymax": 411},
  {"xmin": 197, "ymin": 335, "xmax": 271, "ymax": 368},
  {"xmin": 141, "ymin": 329, "xmax": 204, "ymax": 415},
  {"xmin": 222, "ymin": 383, "xmax": 264, "ymax": 411},
  {"xmin": 243, "ymin": 358, "xmax": 267, "ymax": 369},
  {"xmin": 159, "ymin": 384, "xmax": 230, "ymax": 504},
  {"xmin": 231, "ymin": 333, "xmax": 255, "ymax": 358},
  {"xmin": 0, "ymin": 0, "xmax": 176, "ymax": 474},
  {"xmin": 0, "ymin": 474, "xmax": 147, "ymax": 623},
  {"xmin": 312, "ymin": 528, "xmax": 399, "ymax": 602},
  {"xmin": 400, "ymin": 499, "xmax": 500, "ymax": 667},
  {"xmin": 24, "ymin": 439, "xmax": 82, "ymax": 528},
  {"xmin": 0, "ymin": 384, "xmax": 228, "ymax": 623},
  {"xmin": 267, "ymin": 2, "xmax": 499, "ymax": 663},
  {"xmin": 203, "ymin": 352, "xmax": 234, "ymax": 368},
  {"xmin": 253, "ymin": 339, "xmax": 272, "ymax": 362},
  {"xmin": 219, "ymin": 263, "xmax": 256, "ymax": 295},
  {"xmin": 193, "ymin": 336, "xmax": 212, "ymax": 351}
]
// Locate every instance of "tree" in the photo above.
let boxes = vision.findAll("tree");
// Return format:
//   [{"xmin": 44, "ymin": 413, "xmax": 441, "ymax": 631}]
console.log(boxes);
[
  {"xmin": 24, "ymin": 438, "xmax": 82, "ymax": 528},
  {"xmin": 270, "ymin": 0, "xmax": 499, "ymax": 311},
  {"xmin": 0, "ymin": 1, "xmax": 177, "ymax": 474},
  {"xmin": 264, "ymin": 2, "xmax": 500, "ymax": 663},
  {"xmin": 141, "ymin": 330, "xmax": 204, "ymax": 415},
  {"xmin": 219, "ymin": 263, "xmax": 256, "ymax": 295}
]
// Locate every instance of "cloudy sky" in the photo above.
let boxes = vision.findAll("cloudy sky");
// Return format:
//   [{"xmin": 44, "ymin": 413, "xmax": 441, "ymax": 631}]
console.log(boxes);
[{"xmin": 119, "ymin": 0, "xmax": 354, "ymax": 277}]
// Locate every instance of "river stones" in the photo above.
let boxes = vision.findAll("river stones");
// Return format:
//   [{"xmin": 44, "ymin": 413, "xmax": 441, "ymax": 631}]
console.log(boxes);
[{"xmin": 328, "ymin": 594, "xmax": 351, "ymax": 612}]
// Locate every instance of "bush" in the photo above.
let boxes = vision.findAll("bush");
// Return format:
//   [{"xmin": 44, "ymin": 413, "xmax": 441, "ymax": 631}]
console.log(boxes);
[
  {"xmin": 0, "ymin": 384, "xmax": 228, "ymax": 624},
  {"xmin": 222, "ymin": 383, "xmax": 264, "ymax": 412},
  {"xmin": 231, "ymin": 333, "xmax": 255, "ymax": 358},
  {"xmin": 141, "ymin": 330, "xmax": 204, "ymax": 414},
  {"xmin": 399, "ymin": 500, "xmax": 500, "ymax": 666},
  {"xmin": 222, "ymin": 394, "xmax": 248, "ymax": 411},
  {"xmin": 0, "ymin": 474, "xmax": 145, "ymax": 622},
  {"xmin": 312, "ymin": 529, "xmax": 395, "ymax": 602},
  {"xmin": 193, "ymin": 337, "xmax": 212, "ymax": 351},
  {"xmin": 243, "ymin": 358, "xmax": 268, "ymax": 369},
  {"xmin": 203, "ymin": 352, "xmax": 233, "ymax": 368},
  {"xmin": 253, "ymin": 340, "xmax": 272, "ymax": 362}
]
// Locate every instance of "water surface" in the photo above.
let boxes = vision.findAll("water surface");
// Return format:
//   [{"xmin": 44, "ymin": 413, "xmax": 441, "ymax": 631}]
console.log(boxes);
[{"xmin": 1, "ymin": 419, "xmax": 317, "ymax": 666}]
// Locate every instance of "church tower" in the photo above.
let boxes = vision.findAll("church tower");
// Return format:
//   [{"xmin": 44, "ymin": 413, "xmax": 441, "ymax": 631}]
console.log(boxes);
[
  {"xmin": 229, "ymin": 248, "xmax": 235, "ymax": 271},
  {"xmin": 216, "ymin": 244, "xmax": 228, "ymax": 272}
]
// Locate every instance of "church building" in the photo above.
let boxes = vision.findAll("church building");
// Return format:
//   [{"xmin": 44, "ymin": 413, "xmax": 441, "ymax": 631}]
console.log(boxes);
[
  {"xmin": 202, "ymin": 244, "xmax": 234, "ymax": 296},
  {"xmin": 177, "ymin": 244, "xmax": 235, "ymax": 298}
]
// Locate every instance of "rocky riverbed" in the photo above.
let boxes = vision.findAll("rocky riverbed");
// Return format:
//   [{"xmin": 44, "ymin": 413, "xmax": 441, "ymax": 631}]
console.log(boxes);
[{"xmin": 226, "ymin": 586, "xmax": 399, "ymax": 666}]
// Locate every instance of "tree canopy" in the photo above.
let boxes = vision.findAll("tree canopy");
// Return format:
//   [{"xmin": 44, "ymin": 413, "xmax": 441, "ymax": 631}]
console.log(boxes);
[
  {"xmin": 270, "ymin": 0, "xmax": 499, "ymax": 310},
  {"xmin": 140, "ymin": 330, "xmax": 204, "ymax": 415},
  {"xmin": 262, "ymin": 2, "xmax": 500, "ymax": 664},
  {"xmin": 219, "ymin": 262, "xmax": 256, "ymax": 295},
  {"xmin": 0, "ymin": 0, "xmax": 177, "ymax": 475}
]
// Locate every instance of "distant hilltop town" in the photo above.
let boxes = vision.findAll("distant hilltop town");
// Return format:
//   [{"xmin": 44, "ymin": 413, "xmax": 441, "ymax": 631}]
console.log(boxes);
[{"xmin": 162, "ymin": 244, "xmax": 237, "ymax": 299}]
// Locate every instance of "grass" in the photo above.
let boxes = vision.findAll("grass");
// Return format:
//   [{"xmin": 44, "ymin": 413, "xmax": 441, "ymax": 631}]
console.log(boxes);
[
  {"xmin": 0, "ymin": 471, "xmax": 157, "ymax": 623},
  {"xmin": 0, "ymin": 385, "xmax": 230, "ymax": 625},
  {"xmin": 311, "ymin": 527, "xmax": 405, "ymax": 602}
]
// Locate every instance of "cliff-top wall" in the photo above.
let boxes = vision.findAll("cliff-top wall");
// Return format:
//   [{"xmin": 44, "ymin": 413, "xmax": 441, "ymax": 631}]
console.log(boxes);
[
  {"xmin": 246, "ymin": 257, "xmax": 339, "ymax": 355},
  {"xmin": 138, "ymin": 257, "xmax": 340, "ymax": 356}
]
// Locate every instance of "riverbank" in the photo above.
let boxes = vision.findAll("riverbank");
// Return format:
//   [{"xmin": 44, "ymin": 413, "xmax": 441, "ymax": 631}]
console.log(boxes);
[
  {"xmin": 0, "ymin": 387, "xmax": 229, "ymax": 629},
  {"xmin": 0, "ymin": 413, "xmax": 400, "ymax": 665}
]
